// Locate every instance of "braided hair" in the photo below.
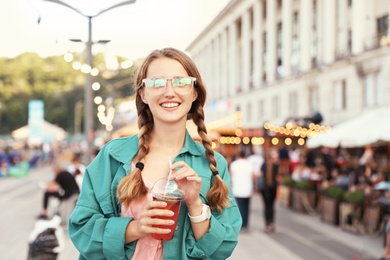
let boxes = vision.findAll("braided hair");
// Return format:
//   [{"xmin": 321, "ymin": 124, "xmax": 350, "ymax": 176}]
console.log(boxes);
[{"xmin": 116, "ymin": 48, "xmax": 230, "ymax": 213}]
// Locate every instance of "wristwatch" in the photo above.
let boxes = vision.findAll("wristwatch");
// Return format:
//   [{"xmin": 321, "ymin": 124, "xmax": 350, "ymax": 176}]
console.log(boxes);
[{"xmin": 188, "ymin": 204, "xmax": 211, "ymax": 223}]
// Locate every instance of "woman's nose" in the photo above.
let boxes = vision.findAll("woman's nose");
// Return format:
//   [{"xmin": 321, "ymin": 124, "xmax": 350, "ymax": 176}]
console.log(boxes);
[{"xmin": 164, "ymin": 79, "xmax": 175, "ymax": 95}]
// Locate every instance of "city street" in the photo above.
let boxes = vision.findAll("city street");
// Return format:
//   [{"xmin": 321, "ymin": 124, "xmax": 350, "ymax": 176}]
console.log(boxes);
[{"xmin": 0, "ymin": 165, "xmax": 383, "ymax": 259}]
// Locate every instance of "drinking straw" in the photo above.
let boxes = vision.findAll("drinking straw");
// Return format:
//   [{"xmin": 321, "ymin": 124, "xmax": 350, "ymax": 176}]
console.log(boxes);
[
  {"xmin": 168, "ymin": 156, "xmax": 173, "ymax": 178},
  {"xmin": 164, "ymin": 156, "xmax": 173, "ymax": 196}
]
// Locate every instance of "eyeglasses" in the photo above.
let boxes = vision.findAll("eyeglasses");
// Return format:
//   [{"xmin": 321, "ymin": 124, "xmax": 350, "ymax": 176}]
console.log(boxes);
[{"xmin": 141, "ymin": 76, "xmax": 196, "ymax": 95}]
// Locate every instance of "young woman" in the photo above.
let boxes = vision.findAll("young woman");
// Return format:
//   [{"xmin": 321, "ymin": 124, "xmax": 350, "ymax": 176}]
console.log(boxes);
[{"xmin": 68, "ymin": 48, "xmax": 242, "ymax": 259}]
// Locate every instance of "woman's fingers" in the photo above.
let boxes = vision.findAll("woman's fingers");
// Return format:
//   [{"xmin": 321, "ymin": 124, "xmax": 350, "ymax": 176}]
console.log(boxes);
[
  {"xmin": 137, "ymin": 201, "xmax": 177, "ymax": 235},
  {"xmin": 170, "ymin": 161, "xmax": 199, "ymax": 180}
]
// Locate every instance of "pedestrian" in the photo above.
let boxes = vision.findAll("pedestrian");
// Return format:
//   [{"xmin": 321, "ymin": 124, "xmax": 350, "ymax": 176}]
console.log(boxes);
[
  {"xmin": 230, "ymin": 150, "xmax": 256, "ymax": 233},
  {"xmin": 278, "ymin": 146, "xmax": 290, "ymax": 177},
  {"xmin": 38, "ymin": 164, "xmax": 80, "ymax": 220},
  {"xmin": 68, "ymin": 47, "xmax": 242, "ymax": 260},
  {"xmin": 247, "ymin": 149, "xmax": 264, "ymax": 178},
  {"xmin": 258, "ymin": 149, "xmax": 279, "ymax": 233},
  {"xmin": 381, "ymin": 221, "xmax": 390, "ymax": 260},
  {"xmin": 66, "ymin": 153, "xmax": 86, "ymax": 190}
]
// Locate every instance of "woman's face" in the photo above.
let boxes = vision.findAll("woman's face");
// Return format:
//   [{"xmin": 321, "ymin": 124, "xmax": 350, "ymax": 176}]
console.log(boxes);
[{"xmin": 140, "ymin": 57, "xmax": 198, "ymax": 125}]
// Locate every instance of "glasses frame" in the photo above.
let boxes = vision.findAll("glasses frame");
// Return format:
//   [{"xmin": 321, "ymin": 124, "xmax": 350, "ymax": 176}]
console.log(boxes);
[{"xmin": 141, "ymin": 76, "xmax": 196, "ymax": 95}]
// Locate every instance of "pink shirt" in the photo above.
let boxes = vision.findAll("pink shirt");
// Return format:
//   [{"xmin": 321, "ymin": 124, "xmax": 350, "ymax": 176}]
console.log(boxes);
[{"xmin": 121, "ymin": 175, "xmax": 163, "ymax": 260}]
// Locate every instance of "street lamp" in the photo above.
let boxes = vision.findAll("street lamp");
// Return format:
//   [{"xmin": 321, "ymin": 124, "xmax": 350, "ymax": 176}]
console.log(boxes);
[{"xmin": 43, "ymin": 0, "xmax": 137, "ymax": 164}]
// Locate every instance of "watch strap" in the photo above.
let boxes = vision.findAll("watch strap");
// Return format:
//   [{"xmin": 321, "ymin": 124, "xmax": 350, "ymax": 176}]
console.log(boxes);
[{"xmin": 188, "ymin": 204, "xmax": 211, "ymax": 223}]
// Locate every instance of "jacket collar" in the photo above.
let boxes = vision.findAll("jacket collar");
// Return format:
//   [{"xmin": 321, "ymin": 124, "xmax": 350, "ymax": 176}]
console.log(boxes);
[{"xmin": 109, "ymin": 129, "xmax": 204, "ymax": 165}]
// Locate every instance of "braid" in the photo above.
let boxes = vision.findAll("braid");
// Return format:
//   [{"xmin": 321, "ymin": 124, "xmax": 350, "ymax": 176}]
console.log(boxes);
[
  {"xmin": 192, "ymin": 105, "xmax": 230, "ymax": 213},
  {"xmin": 116, "ymin": 104, "xmax": 152, "ymax": 210}
]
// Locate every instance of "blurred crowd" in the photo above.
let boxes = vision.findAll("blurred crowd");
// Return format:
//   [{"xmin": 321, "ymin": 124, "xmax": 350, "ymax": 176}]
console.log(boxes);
[
  {"xmin": 226, "ymin": 143, "xmax": 390, "ymax": 233},
  {"xmin": 0, "ymin": 140, "xmax": 99, "ymax": 179}
]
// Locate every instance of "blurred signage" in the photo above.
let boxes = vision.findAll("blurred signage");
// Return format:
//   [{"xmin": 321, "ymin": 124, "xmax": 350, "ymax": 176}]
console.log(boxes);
[
  {"xmin": 28, "ymin": 100, "xmax": 44, "ymax": 144},
  {"xmin": 209, "ymin": 100, "xmax": 233, "ymax": 111}
]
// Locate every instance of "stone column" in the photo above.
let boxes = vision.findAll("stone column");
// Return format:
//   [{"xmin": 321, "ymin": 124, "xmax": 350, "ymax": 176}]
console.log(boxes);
[
  {"xmin": 241, "ymin": 10, "xmax": 251, "ymax": 92},
  {"xmin": 266, "ymin": 0, "xmax": 277, "ymax": 82},
  {"xmin": 220, "ymin": 29, "xmax": 228, "ymax": 99},
  {"xmin": 352, "ymin": 0, "xmax": 365, "ymax": 54},
  {"xmin": 282, "ymin": 0, "xmax": 292, "ymax": 77},
  {"xmin": 228, "ymin": 22, "xmax": 237, "ymax": 97},
  {"xmin": 337, "ymin": 0, "xmax": 348, "ymax": 56},
  {"xmin": 253, "ymin": 1, "xmax": 263, "ymax": 87},
  {"xmin": 323, "ymin": 0, "xmax": 336, "ymax": 64},
  {"xmin": 213, "ymin": 36, "xmax": 221, "ymax": 99},
  {"xmin": 365, "ymin": 0, "xmax": 376, "ymax": 49},
  {"xmin": 300, "ymin": 0, "xmax": 312, "ymax": 72}
]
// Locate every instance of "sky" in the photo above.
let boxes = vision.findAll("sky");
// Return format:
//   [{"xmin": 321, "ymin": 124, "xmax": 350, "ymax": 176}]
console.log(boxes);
[{"xmin": 0, "ymin": 0, "xmax": 230, "ymax": 60}]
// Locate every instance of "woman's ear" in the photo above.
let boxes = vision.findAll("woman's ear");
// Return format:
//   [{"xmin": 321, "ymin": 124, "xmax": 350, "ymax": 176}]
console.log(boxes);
[
  {"xmin": 140, "ymin": 91, "xmax": 148, "ymax": 104},
  {"xmin": 192, "ymin": 91, "xmax": 198, "ymax": 102}
]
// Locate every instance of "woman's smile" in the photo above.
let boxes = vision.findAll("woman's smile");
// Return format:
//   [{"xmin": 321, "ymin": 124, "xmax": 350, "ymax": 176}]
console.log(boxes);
[{"xmin": 160, "ymin": 102, "xmax": 180, "ymax": 108}]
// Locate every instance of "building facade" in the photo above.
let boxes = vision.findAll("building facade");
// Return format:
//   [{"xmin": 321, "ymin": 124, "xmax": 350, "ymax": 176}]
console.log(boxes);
[{"xmin": 186, "ymin": 0, "xmax": 390, "ymax": 134}]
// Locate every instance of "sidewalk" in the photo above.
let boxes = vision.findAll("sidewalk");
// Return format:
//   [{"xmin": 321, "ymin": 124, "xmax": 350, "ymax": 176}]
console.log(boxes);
[{"xmin": 230, "ymin": 193, "xmax": 383, "ymax": 260}]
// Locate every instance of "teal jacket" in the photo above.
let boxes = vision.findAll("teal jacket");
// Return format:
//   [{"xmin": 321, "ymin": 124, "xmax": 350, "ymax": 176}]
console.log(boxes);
[{"xmin": 68, "ymin": 131, "xmax": 242, "ymax": 259}]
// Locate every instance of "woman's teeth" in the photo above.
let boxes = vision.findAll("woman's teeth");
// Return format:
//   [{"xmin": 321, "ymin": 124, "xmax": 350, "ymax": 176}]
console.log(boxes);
[{"xmin": 161, "ymin": 103, "xmax": 179, "ymax": 108}]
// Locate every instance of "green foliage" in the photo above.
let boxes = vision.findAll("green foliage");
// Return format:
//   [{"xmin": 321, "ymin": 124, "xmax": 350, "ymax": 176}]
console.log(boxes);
[
  {"xmin": 282, "ymin": 175, "xmax": 294, "ymax": 187},
  {"xmin": 294, "ymin": 179, "xmax": 312, "ymax": 190},
  {"xmin": 343, "ymin": 190, "xmax": 364, "ymax": 205},
  {"xmin": 0, "ymin": 52, "xmax": 138, "ymax": 135},
  {"xmin": 322, "ymin": 186, "xmax": 345, "ymax": 200}
]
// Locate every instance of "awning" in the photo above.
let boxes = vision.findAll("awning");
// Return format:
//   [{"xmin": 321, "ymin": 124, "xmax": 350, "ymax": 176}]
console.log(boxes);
[
  {"xmin": 11, "ymin": 120, "xmax": 68, "ymax": 144},
  {"xmin": 306, "ymin": 107, "xmax": 390, "ymax": 148}
]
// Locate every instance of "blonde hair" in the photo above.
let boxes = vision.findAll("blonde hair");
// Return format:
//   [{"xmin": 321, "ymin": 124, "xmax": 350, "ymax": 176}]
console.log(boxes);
[{"xmin": 116, "ymin": 48, "xmax": 230, "ymax": 212}]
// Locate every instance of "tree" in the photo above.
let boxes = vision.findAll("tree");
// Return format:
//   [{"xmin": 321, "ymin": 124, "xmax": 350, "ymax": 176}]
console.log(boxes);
[{"xmin": 0, "ymin": 52, "xmax": 138, "ymax": 136}]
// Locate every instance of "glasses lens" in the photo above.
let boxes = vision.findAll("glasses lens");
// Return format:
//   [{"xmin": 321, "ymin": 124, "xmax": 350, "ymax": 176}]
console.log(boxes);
[
  {"xmin": 172, "ymin": 77, "xmax": 194, "ymax": 93},
  {"xmin": 145, "ymin": 78, "xmax": 165, "ymax": 88},
  {"xmin": 144, "ymin": 78, "xmax": 166, "ymax": 94},
  {"xmin": 172, "ymin": 77, "xmax": 192, "ymax": 87}
]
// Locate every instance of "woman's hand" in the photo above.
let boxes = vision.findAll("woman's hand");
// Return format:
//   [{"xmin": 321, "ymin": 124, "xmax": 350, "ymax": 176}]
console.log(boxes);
[
  {"xmin": 168, "ymin": 161, "xmax": 202, "ymax": 206},
  {"xmin": 128, "ymin": 200, "xmax": 175, "ymax": 241}
]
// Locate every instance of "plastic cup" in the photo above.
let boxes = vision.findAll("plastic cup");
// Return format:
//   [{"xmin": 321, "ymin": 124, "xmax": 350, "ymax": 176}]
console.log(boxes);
[{"xmin": 150, "ymin": 178, "xmax": 183, "ymax": 241}]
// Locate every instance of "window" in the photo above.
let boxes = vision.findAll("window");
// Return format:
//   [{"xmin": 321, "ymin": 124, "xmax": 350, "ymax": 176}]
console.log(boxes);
[
  {"xmin": 312, "ymin": 0, "xmax": 318, "ymax": 67},
  {"xmin": 308, "ymin": 86, "xmax": 319, "ymax": 113},
  {"xmin": 363, "ymin": 73, "xmax": 383, "ymax": 107},
  {"xmin": 246, "ymin": 102, "xmax": 252, "ymax": 122},
  {"xmin": 292, "ymin": 12, "xmax": 300, "ymax": 74},
  {"xmin": 250, "ymin": 40, "xmax": 254, "ymax": 88},
  {"xmin": 293, "ymin": 12, "xmax": 299, "ymax": 35},
  {"xmin": 375, "ymin": 73, "xmax": 383, "ymax": 105},
  {"xmin": 263, "ymin": 32, "xmax": 267, "ymax": 82},
  {"xmin": 272, "ymin": 96, "xmax": 280, "ymax": 118},
  {"xmin": 288, "ymin": 91, "xmax": 298, "ymax": 116},
  {"xmin": 334, "ymin": 80, "xmax": 347, "ymax": 111},
  {"xmin": 348, "ymin": 30, "xmax": 352, "ymax": 54},
  {"xmin": 377, "ymin": 15, "xmax": 389, "ymax": 38},
  {"xmin": 277, "ymin": 23, "xmax": 283, "ymax": 78},
  {"xmin": 292, "ymin": 36, "xmax": 300, "ymax": 72},
  {"xmin": 258, "ymin": 99, "xmax": 264, "ymax": 122},
  {"xmin": 312, "ymin": 0, "xmax": 317, "ymax": 28}
]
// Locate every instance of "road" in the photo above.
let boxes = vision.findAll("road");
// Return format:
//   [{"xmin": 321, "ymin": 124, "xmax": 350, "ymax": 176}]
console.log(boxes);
[{"xmin": 0, "ymin": 165, "xmax": 383, "ymax": 259}]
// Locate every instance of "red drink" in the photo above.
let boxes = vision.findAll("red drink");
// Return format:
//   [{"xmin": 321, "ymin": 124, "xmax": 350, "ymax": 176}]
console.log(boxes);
[{"xmin": 151, "ymin": 195, "xmax": 182, "ymax": 241}]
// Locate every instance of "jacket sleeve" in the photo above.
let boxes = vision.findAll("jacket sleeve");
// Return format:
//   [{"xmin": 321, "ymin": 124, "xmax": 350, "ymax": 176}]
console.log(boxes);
[
  {"xmin": 186, "ymin": 154, "xmax": 242, "ymax": 259},
  {"xmin": 68, "ymin": 151, "xmax": 136, "ymax": 260}
]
